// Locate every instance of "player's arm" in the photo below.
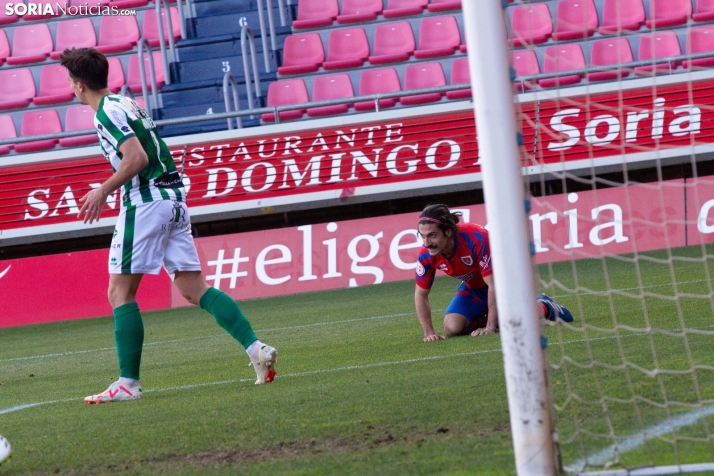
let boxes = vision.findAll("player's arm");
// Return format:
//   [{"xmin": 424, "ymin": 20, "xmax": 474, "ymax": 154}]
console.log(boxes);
[
  {"xmin": 79, "ymin": 137, "xmax": 149, "ymax": 224},
  {"xmin": 472, "ymin": 274, "xmax": 498, "ymax": 336},
  {"xmin": 415, "ymin": 285, "xmax": 445, "ymax": 342}
]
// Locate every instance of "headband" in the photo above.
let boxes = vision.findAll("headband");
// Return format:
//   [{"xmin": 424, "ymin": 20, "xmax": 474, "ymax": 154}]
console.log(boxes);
[{"xmin": 418, "ymin": 217, "xmax": 447, "ymax": 226}]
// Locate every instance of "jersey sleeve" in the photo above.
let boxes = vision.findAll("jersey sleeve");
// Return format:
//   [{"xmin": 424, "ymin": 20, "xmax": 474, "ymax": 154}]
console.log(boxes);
[
  {"xmin": 415, "ymin": 250, "xmax": 436, "ymax": 289},
  {"xmin": 470, "ymin": 230, "xmax": 493, "ymax": 278},
  {"xmin": 95, "ymin": 102, "xmax": 136, "ymax": 150}
]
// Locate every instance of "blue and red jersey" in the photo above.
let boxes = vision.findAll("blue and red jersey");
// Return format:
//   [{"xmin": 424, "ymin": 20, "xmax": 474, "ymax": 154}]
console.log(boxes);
[{"xmin": 415, "ymin": 223, "xmax": 493, "ymax": 291}]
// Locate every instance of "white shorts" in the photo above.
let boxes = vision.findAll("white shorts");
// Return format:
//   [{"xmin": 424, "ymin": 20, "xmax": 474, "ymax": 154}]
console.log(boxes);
[{"xmin": 109, "ymin": 200, "xmax": 202, "ymax": 275}]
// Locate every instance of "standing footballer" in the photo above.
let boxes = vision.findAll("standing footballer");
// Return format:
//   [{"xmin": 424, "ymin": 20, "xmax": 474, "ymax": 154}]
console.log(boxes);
[
  {"xmin": 59, "ymin": 48, "xmax": 278, "ymax": 403},
  {"xmin": 414, "ymin": 204, "xmax": 574, "ymax": 341}
]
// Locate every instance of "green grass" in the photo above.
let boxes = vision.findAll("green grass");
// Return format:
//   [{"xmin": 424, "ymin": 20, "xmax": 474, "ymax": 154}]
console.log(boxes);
[{"xmin": 2, "ymin": 245, "xmax": 714, "ymax": 475}]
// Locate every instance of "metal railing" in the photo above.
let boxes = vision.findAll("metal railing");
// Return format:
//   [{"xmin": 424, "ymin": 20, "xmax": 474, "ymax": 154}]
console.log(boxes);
[
  {"xmin": 155, "ymin": 0, "xmax": 178, "ymax": 82},
  {"xmin": 136, "ymin": 39, "xmax": 161, "ymax": 112},
  {"xmin": 240, "ymin": 25, "xmax": 263, "ymax": 112},
  {"xmin": 222, "ymin": 72, "xmax": 242, "ymax": 129}
]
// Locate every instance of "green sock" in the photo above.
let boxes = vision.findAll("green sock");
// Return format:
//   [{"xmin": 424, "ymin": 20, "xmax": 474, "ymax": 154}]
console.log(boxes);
[
  {"xmin": 200, "ymin": 287, "xmax": 258, "ymax": 350},
  {"xmin": 113, "ymin": 302, "xmax": 144, "ymax": 380}
]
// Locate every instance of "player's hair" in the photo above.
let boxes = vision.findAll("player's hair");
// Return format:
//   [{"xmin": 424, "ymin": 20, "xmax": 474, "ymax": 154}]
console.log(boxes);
[
  {"xmin": 59, "ymin": 48, "xmax": 108, "ymax": 91},
  {"xmin": 418, "ymin": 204, "xmax": 461, "ymax": 235}
]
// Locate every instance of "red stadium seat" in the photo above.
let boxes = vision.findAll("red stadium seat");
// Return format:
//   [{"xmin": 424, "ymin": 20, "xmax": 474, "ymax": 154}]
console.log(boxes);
[
  {"xmin": 512, "ymin": 49, "xmax": 540, "ymax": 90},
  {"xmin": 368, "ymin": 22, "xmax": 415, "ymax": 64},
  {"xmin": 60, "ymin": 105, "xmax": 98, "ymax": 148},
  {"xmin": 50, "ymin": 18, "xmax": 97, "ymax": 60},
  {"xmin": 127, "ymin": 51, "xmax": 165, "ymax": 92},
  {"xmin": 0, "ymin": 30, "xmax": 9, "ymax": 66},
  {"xmin": 538, "ymin": 44, "xmax": 585, "ymax": 88},
  {"xmin": 587, "ymin": 37, "xmax": 633, "ymax": 81},
  {"xmin": 0, "ymin": 0, "xmax": 19, "ymax": 24},
  {"xmin": 307, "ymin": 73, "xmax": 354, "ymax": 117},
  {"xmin": 16, "ymin": 109, "xmax": 62, "ymax": 153},
  {"xmin": 107, "ymin": 57, "xmax": 126, "ymax": 93},
  {"xmin": 428, "ymin": 0, "xmax": 461, "ymax": 13},
  {"xmin": 635, "ymin": 31, "xmax": 682, "ymax": 75},
  {"xmin": 415, "ymin": 15, "xmax": 460, "ymax": 59},
  {"xmin": 7, "ymin": 24, "xmax": 53, "ymax": 65},
  {"xmin": 383, "ymin": 0, "xmax": 428, "ymax": 18},
  {"xmin": 647, "ymin": 0, "xmax": 691, "ymax": 28},
  {"xmin": 337, "ymin": 0, "xmax": 382, "ymax": 23},
  {"xmin": 324, "ymin": 28, "xmax": 369, "ymax": 70},
  {"xmin": 278, "ymin": 33, "xmax": 324, "ymax": 75},
  {"xmin": 262, "ymin": 79, "xmax": 309, "ymax": 122},
  {"xmin": 70, "ymin": 0, "xmax": 109, "ymax": 7},
  {"xmin": 684, "ymin": 26, "xmax": 714, "ymax": 68},
  {"xmin": 0, "ymin": 68, "xmax": 35, "ymax": 109},
  {"xmin": 599, "ymin": 0, "xmax": 645, "ymax": 34},
  {"xmin": 0, "ymin": 115, "xmax": 17, "ymax": 155},
  {"xmin": 35, "ymin": 65, "xmax": 75, "ymax": 105},
  {"xmin": 292, "ymin": 0, "xmax": 339, "ymax": 29},
  {"xmin": 693, "ymin": 0, "xmax": 714, "ymax": 21},
  {"xmin": 446, "ymin": 57, "xmax": 470, "ymax": 100},
  {"xmin": 509, "ymin": 3, "xmax": 553, "ymax": 46},
  {"xmin": 142, "ymin": 7, "xmax": 181, "ymax": 48},
  {"xmin": 96, "ymin": 16, "xmax": 140, "ymax": 53},
  {"xmin": 355, "ymin": 68, "xmax": 401, "ymax": 111},
  {"xmin": 402, "ymin": 62, "xmax": 445, "ymax": 105},
  {"xmin": 111, "ymin": 0, "xmax": 149, "ymax": 9},
  {"xmin": 552, "ymin": 0, "xmax": 598, "ymax": 41}
]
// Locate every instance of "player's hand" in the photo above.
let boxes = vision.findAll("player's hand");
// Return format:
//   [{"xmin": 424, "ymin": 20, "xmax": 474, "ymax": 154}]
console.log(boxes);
[
  {"xmin": 78, "ymin": 187, "xmax": 109, "ymax": 224},
  {"xmin": 471, "ymin": 327, "xmax": 497, "ymax": 337},
  {"xmin": 423, "ymin": 333, "xmax": 446, "ymax": 342}
]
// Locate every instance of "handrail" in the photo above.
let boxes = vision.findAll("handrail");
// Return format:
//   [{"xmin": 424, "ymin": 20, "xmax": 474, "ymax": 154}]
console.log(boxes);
[
  {"xmin": 222, "ymin": 72, "xmax": 243, "ymax": 130},
  {"xmin": 240, "ymin": 25, "xmax": 262, "ymax": 111},
  {"xmin": 175, "ymin": 0, "xmax": 187, "ymax": 39},
  {"xmin": 119, "ymin": 85, "xmax": 138, "ymax": 98},
  {"xmin": 155, "ymin": 0, "xmax": 178, "ymax": 84},
  {"xmin": 136, "ymin": 39, "xmax": 161, "ymax": 113},
  {"xmin": 276, "ymin": 0, "xmax": 287, "ymax": 26},
  {"xmin": 254, "ymin": 0, "xmax": 273, "ymax": 72},
  {"xmin": 264, "ymin": 0, "xmax": 278, "ymax": 52}
]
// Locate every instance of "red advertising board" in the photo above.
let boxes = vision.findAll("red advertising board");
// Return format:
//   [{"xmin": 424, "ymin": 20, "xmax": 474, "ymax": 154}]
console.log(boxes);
[{"xmin": 5, "ymin": 177, "xmax": 714, "ymax": 328}]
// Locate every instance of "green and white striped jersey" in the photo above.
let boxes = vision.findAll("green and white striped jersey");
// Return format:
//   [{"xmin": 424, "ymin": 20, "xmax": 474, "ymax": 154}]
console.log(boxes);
[{"xmin": 95, "ymin": 94, "xmax": 185, "ymax": 207}]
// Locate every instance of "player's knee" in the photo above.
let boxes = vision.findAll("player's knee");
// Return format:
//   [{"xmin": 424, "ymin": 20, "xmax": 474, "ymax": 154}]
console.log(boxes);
[{"xmin": 443, "ymin": 315, "xmax": 469, "ymax": 337}]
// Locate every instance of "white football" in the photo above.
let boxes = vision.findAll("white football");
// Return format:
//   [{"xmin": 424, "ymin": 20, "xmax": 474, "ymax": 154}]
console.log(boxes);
[{"xmin": 0, "ymin": 434, "xmax": 11, "ymax": 465}]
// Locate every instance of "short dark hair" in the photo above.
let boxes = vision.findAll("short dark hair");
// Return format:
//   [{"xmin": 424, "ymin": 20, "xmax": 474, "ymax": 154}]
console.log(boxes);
[
  {"xmin": 418, "ymin": 204, "xmax": 462, "ymax": 235},
  {"xmin": 59, "ymin": 48, "xmax": 108, "ymax": 91}
]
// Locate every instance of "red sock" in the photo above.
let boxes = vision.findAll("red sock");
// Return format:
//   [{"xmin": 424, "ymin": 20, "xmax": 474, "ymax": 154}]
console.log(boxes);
[{"xmin": 538, "ymin": 302, "xmax": 550, "ymax": 320}]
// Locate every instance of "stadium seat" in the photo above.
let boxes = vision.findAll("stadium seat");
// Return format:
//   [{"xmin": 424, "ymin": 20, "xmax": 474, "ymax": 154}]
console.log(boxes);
[
  {"xmin": 383, "ymin": 0, "xmax": 428, "ymax": 18},
  {"xmin": 7, "ymin": 24, "xmax": 53, "ymax": 65},
  {"xmin": 647, "ymin": 0, "xmax": 691, "ymax": 28},
  {"xmin": 262, "ymin": 79, "xmax": 309, "ymax": 122},
  {"xmin": 693, "ymin": 0, "xmax": 714, "ymax": 21},
  {"xmin": 337, "ymin": 0, "xmax": 382, "ymax": 23},
  {"xmin": 35, "ymin": 65, "xmax": 75, "ymax": 105},
  {"xmin": 599, "ymin": 0, "xmax": 645, "ymax": 34},
  {"xmin": 278, "ymin": 33, "xmax": 324, "ymax": 75},
  {"xmin": 0, "ymin": 115, "xmax": 17, "ymax": 155},
  {"xmin": 107, "ymin": 57, "xmax": 125, "ymax": 93},
  {"xmin": 414, "ymin": 15, "xmax": 461, "ymax": 59},
  {"xmin": 552, "ymin": 0, "xmax": 598, "ymax": 41},
  {"xmin": 401, "ymin": 62, "xmax": 445, "ymax": 105},
  {"xmin": 355, "ymin": 67, "xmax": 401, "ymax": 111},
  {"xmin": 428, "ymin": 0, "xmax": 462, "ymax": 13},
  {"xmin": 70, "ymin": 0, "xmax": 109, "ymax": 7},
  {"xmin": 96, "ymin": 16, "xmax": 140, "ymax": 53},
  {"xmin": 509, "ymin": 3, "xmax": 553, "ymax": 46},
  {"xmin": 587, "ymin": 37, "xmax": 633, "ymax": 81},
  {"xmin": 323, "ymin": 28, "xmax": 370, "ymax": 70},
  {"xmin": 307, "ymin": 74, "xmax": 354, "ymax": 117},
  {"xmin": 111, "ymin": 0, "xmax": 149, "ymax": 9},
  {"xmin": 50, "ymin": 18, "xmax": 97, "ymax": 60},
  {"xmin": 142, "ymin": 7, "xmax": 181, "ymax": 48},
  {"xmin": 292, "ymin": 0, "xmax": 339, "ymax": 29},
  {"xmin": 15, "ymin": 109, "xmax": 62, "ymax": 153},
  {"xmin": 0, "ymin": 30, "xmax": 9, "ymax": 66},
  {"xmin": 0, "ymin": 68, "xmax": 35, "ymax": 109},
  {"xmin": 512, "ymin": 49, "xmax": 540, "ymax": 90},
  {"xmin": 684, "ymin": 26, "xmax": 714, "ymax": 68},
  {"xmin": 538, "ymin": 44, "xmax": 585, "ymax": 88},
  {"xmin": 368, "ymin": 22, "xmax": 415, "ymax": 64},
  {"xmin": 24, "ymin": 0, "xmax": 67, "ymax": 20},
  {"xmin": 127, "ymin": 51, "xmax": 165, "ymax": 92},
  {"xmin": 60, "ymin": 105, "xmax": 98, "ymax": 148},
  {"xmin": 0, "ymin": 0, "xmax": 19, "ymax": 24},
  {"xmin": 635, "ymin": 31, "xmax": 682, "ymax": 75},
  {"xmin": 446, "ymin": 57, "xmax": 470, "ymax": 100}
]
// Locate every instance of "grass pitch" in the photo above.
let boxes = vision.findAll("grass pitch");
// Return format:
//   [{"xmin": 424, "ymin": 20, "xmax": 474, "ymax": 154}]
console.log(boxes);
[{"xmin": 2, "ymin": 245, "xmax": 714, "ymax": 475}]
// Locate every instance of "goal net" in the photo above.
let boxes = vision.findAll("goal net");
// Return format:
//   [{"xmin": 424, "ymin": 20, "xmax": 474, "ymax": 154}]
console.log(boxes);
[{"xmin": 505, "ymin": 3, "xmax": 714, "ymax": 475}]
